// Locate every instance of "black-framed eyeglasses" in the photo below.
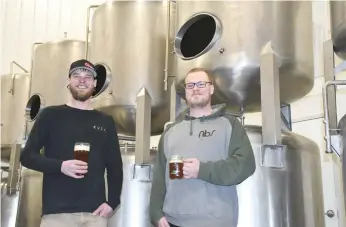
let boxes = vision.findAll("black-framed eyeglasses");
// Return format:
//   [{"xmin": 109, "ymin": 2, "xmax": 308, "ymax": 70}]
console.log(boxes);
[{"xmin": 185, "ymin": 81, "xmax": 212, "ymax": 89}]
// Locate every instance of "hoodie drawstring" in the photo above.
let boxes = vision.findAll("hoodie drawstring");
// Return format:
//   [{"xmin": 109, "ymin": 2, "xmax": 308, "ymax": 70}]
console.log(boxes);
[{"xmin": 189, "ymin": 118, "xmax": 193, "ymax": 135}]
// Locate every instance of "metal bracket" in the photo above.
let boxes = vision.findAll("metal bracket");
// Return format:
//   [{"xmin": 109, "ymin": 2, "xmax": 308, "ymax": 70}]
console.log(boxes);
[
  {"xmin": 280, "ymin": 104, "xmax": 292, "ymax": 131},
  {"xmin": 260, "ymin": 145, "xmax": 287, "ymax": 169},
  {"xmin": 132, "ymin": 164, "xmax": 152, "ymax": 182},
  {"xmin": 330, "ymin": 135, "xmax": 342, "ymax": 159},
  {"xmin": 334, "ymin": 60, "xmax": 346, "ymax": 74}
]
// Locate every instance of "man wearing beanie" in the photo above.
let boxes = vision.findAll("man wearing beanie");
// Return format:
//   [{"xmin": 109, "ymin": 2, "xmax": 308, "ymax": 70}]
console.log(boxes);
[{"xmin": 20, "ymin": 59, "xmax": 123, "ymax": 227}]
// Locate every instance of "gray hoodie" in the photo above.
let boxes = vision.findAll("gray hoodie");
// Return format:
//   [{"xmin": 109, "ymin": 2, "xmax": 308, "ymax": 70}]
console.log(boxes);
[{"xmin": 149, "ymin": 104, "xmax": 256, "ymax": 227}]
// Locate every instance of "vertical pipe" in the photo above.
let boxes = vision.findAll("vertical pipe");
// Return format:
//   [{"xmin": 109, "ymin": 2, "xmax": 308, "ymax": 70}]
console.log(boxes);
[
  {"xmin": 164, "ymin": 0, "xmax": 171, "ymax": 91},
  {"xmin": 85, "ymin": 5, "xmax": 99, "ymax": 60}
]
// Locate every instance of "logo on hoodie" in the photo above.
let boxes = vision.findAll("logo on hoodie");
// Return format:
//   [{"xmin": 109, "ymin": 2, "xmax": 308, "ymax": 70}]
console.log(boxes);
[{"xmin": 199, "ymin": 129, "xmax": 216, "ymax": 138}]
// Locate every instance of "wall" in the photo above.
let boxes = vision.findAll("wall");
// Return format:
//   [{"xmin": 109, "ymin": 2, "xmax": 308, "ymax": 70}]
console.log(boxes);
[
  {"xmin": 1, "ymin": 0, "xmax": 345, "ymax": 226},
  {"xmin": 0, "ymin": 0, "xmax": 106, "ymax": 75}
]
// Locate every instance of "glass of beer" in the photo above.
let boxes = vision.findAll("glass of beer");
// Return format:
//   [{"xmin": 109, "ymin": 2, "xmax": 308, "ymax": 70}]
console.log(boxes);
[
  {"xmin": 169, "ymin": 155, "xmax": 183, "ymax": 179},
  {"xmin": 74, "ymin": 142, "xmax": 90, "ymax": 163}
]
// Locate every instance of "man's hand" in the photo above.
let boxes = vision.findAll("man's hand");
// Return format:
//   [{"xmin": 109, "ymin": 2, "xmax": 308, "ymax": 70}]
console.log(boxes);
[
  {"xmin": 93, "ymin": 203, "xmax": 113, "ymax": 217},
  {"xmin": 158, "ymin": 217, "xmax": 170, "ymax": 227},
  {"xmin": 183, "ymin": 158, "xmax": 200, "ymax": 179},
  {"xmin": 61, "ymin": 160, "xmax": 88, "ymax": 178}
]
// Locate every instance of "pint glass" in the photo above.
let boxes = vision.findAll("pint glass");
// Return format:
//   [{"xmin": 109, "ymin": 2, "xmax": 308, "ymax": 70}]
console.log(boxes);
[{"xmin": 74, "ymin": 142, "xmax": 90, "ymax": 163}]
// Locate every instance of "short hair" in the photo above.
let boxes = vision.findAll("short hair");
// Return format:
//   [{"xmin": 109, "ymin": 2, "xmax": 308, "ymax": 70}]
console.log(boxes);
[{"xmin": 185, "ymin": 67, "xmax": 213, "ymax": 84}]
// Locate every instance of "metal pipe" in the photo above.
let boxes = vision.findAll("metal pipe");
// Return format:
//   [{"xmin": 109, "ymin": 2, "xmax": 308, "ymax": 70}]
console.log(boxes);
[
  {"xmin": 85, "ymin": 5, "xmax": 99, "ymax": 60},
  {"xmin": 164, "ymin": 0, "xmax": 171, "ymax": 91},
  {"xmin": 9, "ymin": 61, "xmax": 29, "ymax": 94},
  {"xmin": 120, "ymin": 144, "xmax": 135, "ymax": 148},
  {"xmin": 322, "ymin": 80, "xmax": 346, "ymax": 153},
  {"xmin": 10, "ymin": 61, "xmax": 29, "ymax": 73},
  {"xmin": 292, "ymin": 114, "xmax": 324, "ymax": 124}
]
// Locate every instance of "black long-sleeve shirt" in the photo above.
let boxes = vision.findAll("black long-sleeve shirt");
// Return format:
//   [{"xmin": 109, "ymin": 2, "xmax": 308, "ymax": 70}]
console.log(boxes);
[{"xmin": 20, "ymin": 104, "xmax": 123, "ymax": 215}]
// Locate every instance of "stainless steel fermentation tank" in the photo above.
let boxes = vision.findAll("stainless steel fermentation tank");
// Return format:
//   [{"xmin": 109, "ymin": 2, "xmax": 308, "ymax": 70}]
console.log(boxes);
[
  {"xmin": 172, "ymin": 1, "xmax": 324, "ymax": 227},
  {"xmin": 1, "ymin": 72, "xmax": 30, "ymax": 164},
  {"xmin": 173, "ymin": 1, "xmax": 315, "ymax": 112},
  {"xmin": 326, "ymin": 0, "xmax": 346, "ymax": 219},
  {"xmin": 237, "ymin": 126, "xmax": 324, "ymax": 227},
  {"xmin": 88, "ymin": 2, "xmax": 176, "ymax": 226},
  {"xmin": 25, "ymin": 40, "xmax": 89, "ymax": 132},
  {"xmin": 330, "ymin": 1, "xmax": 346, "ymax": 60},
  {"xmin": 88, "ymin": 0, "xmax": 173, "ymax": 136},
  {"xmin": 1, "ymin": 143, "xmax": 43, "ymax": 227},
  {"xmin": 106, "ymin": 147, "xmax": 157, "ymax": 227}
]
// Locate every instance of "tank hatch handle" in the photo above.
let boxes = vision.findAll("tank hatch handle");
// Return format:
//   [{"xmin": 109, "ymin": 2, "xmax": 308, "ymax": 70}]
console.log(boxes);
[
  {"xmin": 260, "ymin": 145, "xmax": 286, "ymax": 169},
  {"xmin": 132, "ymin": 164, "xmax": 152, "ymax": 182}
]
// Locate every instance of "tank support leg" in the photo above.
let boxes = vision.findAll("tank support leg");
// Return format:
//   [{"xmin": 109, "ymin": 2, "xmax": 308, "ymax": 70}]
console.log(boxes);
[
  {"xmin": 7, "ymin": 143, "xmax": 22, "ymax": 195},
  {"xmin": 135, "ymin": 88, "xmax": 152, "ymax": 164},
  {"xmin": 259, "ymin": 44, "xmax": 286, "ymax": 168}
]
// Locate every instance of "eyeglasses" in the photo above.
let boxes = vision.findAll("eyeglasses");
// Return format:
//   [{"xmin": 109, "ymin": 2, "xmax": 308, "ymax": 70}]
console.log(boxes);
[{"xmin": 185, "ymin": 81, "xmax": 212, "ymax": 89}]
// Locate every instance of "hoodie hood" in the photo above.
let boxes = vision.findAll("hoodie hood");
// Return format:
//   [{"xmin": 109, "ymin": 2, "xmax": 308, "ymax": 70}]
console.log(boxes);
[{"xmin": 177, "ymin": 103, "xmax": 227, "ymax": 135}]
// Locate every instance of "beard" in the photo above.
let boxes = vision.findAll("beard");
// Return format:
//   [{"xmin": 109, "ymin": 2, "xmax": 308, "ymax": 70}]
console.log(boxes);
[
  {"xmin": 69, "ymin": 85, "xmax": 94, "ymax": 102},
  {"xmin": 187, "ymin": 94, "xmax": 210, "ymax": 108}
]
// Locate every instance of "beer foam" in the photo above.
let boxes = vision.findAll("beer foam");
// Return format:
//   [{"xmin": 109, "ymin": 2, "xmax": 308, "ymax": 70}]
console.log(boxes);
[
  {"xmin": 170, "ymin": 155, "xmax": 183, "ymax": 163},
  {"xmin": 74, "ymin": 144, "xmax": 90, "ymax": 151}
]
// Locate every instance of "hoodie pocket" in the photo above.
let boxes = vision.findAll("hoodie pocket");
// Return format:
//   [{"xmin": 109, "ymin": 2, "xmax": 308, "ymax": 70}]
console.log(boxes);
[
  {"xmin": 163, "ymin": 178, "xmax": 209, "ymax": 216},
  {"xmin": 205, "ymin": 183, "xmax": 238, "ymax": 219}
]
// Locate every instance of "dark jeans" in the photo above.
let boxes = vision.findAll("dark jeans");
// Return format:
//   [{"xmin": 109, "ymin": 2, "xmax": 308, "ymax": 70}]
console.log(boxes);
[{"xmin": 169, "ymin": 223, "xmax": 180, "ymax": 227}]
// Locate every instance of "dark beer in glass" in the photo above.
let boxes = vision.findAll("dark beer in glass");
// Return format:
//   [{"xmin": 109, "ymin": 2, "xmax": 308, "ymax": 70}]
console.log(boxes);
[
  {"xmin": 74, "ymin": 142, "xmax": 90, "ymax": 163},
  {"xmin": 169, "ymin": 155, "xmax": 183, "ymax": 179}
]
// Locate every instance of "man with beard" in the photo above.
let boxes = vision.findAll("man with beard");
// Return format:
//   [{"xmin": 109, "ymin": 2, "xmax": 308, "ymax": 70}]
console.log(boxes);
[
  {"xmin": 149, "ymin": 68, "xmax": 256, "ymax": 227},
  {"xmin": 20, "ymin": 59, "xmax": 123, "ymax": 227}
]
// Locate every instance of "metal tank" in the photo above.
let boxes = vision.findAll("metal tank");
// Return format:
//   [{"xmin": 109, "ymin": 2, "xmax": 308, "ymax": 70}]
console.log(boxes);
[
  {"xmin": 337, "ymin": 114, "xmax": 346, "ymax": 213},
  {"xmin": 173, "ymin": 1, "xmax": 315, "ymax": 112},
  {"xmin": 330, "ymin": 1, "xmax": 346, "ymax": 60},
  {"xmin": 107, "ymin": 146, "xmax": 156, "ymax": 227},
  {"xmin": 15, "ymin": 168, "xmax": 43, "ymax": 227},
  {"xmin": 1, "ymin": 169, "xmax": 43, "ymax": 227},
  {"xmin": 1, "ymin": 73, "xmax": 30, "ymax": 163},
  {"xmin": 1, "ymin": 183, "xmax": 20, "ymax": 227},
  {"xmin": 25, "ymin": 39, "xmax": 88, "ymax": 131},
  {"xmin": 237, "ymin": 126, "xmax": 324, "ymax": 227},
  {"xmin": 88, "ymin": 0, "xmax": 173, "ymax": 136}
]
